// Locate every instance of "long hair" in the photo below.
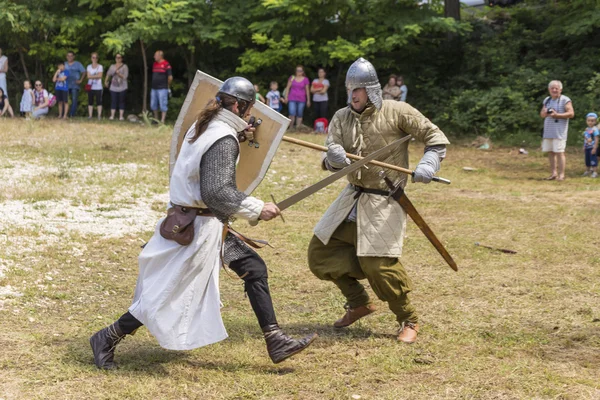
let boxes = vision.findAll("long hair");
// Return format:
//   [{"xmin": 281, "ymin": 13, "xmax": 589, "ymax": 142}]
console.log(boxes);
[{"xmin": 189, "ymin": 93, "xmax": 239, "ymax": 143}]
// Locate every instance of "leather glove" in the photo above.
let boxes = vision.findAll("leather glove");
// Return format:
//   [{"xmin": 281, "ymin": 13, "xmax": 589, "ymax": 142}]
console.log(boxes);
[
  {"xmin": 412, "ymin": 150, "xmax": 441, "ymax": 184},
  {"xmin": 326, "ymin": 144, "xmax": 351, "ymax": 169}
]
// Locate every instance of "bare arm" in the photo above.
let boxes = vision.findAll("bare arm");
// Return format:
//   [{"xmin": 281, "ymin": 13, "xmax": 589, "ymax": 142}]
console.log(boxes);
[
  {"xmin": 77, "ymin": 71, "xmax": 86, "ymax": 84},
  {"xmin": 284, "ymin": 78, "xmax": 292, "ymax": 102},
  {"xmin": 305, "ymin": 83, "xmax": 311, "ymax": 107},
  {"xmin": 319, "ymin": 84, "xmax": 329, "ymax": 95},
  {"xmin": 554, "ymin": 101, "xmax": 574, "ymax": 119},
  {"xmin": 1, "ymin": 58, "xmax": 8, "ymax": 73},
  {"xmin": 52, "ymin": 70, "xmax": 59, "ymax": 83}
]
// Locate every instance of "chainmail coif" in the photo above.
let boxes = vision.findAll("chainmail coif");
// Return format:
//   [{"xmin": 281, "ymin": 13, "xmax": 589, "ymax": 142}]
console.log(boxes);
[{"xmin": 200, "ymin": 135, "xmax": 256, "ymax": 264}]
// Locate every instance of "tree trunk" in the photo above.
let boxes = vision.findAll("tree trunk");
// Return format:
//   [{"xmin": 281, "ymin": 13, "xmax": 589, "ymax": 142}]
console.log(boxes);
[
  {"xmin": 182, "ymin": 47, "xmax": 196, "ymax": 87},
  {"xmin": 140, "ymin": 39, "xmax": 148, "ymax": 113},
  {"xmin": 334, "ymin": 62, "xmax": 343, "ymax": 109},
  {"xmin": 17, "ymin": 45, "xmax": 29, "ymax": 81},
  {"xmin": 445, "ymin": 0, "xmax": 461, "ymax": 21}
]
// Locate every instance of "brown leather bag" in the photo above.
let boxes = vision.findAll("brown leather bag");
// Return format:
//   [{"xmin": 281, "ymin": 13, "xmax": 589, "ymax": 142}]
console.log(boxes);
[{"xmin": 160, "ymin": 205, "xmax": 198, "ymax": 246}]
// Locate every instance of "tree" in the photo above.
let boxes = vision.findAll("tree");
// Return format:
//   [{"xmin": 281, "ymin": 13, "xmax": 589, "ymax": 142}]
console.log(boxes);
[
  {"xmin": 102, "ymin": 0, "xmax": 192, "ymax": 112},
  {"xmin": 445, "ymin": 0, "xmax": 461, "ymax": 21}
]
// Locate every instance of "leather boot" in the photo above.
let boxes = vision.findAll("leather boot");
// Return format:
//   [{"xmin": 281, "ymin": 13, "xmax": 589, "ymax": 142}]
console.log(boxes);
[
  {"xmin": 333, "ymin": 304, "xmax": 377, "ymax": 328},
  {"xmin": 397, "ymin": 321, "xmax": 419, "ymax": 344},
  {"xmin": 90, "ymin": 322, "xmax": 126, "ymax": 370},
  {"xmin": 263, "ymin": 325, "xmax": 318, "ymax": 364}
]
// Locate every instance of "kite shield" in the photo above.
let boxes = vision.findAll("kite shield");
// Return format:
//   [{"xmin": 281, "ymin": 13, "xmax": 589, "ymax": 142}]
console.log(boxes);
[{"xmin": 170, "ymin": 70, "xmax": 290, "ymax": 195}]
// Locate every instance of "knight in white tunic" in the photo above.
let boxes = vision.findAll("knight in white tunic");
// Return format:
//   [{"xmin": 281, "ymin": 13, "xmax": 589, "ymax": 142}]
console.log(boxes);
[{"xmin": 90, "ymin": 77, "xmax": 317, "ymax": 369}]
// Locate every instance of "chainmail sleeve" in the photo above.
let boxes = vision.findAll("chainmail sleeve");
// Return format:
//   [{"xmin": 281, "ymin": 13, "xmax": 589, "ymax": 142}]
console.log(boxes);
[
  {"xmin": 200, "ymin": 136, "xmax": 247, "ymax": 221},
  {"xmin": 199, "ymin": 135, "xmax": 260, "ymax": 264}
]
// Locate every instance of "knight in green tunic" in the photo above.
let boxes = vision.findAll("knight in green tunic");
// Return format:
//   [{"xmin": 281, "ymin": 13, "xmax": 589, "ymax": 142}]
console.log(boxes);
[{"xmin": 308, "ymin": 58, "xmax": 450, "ymax": 343}]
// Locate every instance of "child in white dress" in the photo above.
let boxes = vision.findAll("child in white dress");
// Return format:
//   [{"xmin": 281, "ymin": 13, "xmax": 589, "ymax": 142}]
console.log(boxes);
[{"xmin": 20, "ymin": 80, "xmax": 34, "ymax": 119}]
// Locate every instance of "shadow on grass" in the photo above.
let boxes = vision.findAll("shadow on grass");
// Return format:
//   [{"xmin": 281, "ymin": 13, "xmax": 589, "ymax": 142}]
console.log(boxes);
[{"xmin": 282, "ymin": 322, "xmax": 396, "ymax": 342}]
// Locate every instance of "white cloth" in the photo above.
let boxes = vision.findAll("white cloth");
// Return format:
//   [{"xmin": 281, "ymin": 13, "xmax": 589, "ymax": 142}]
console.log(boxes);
[
  {"xmin": 0, "ymin": 55, "xmax": 7, "ymax": 96},
  {"xmin": 20, "ymin": 89, "xmax": 33, "ymax": 113},
  {"xmin": 128, "ymin": 108, "xmax": 262, "ymax": 351},
  {"xmin": 86, "ymin": 64, "xmax": 104, "ymax": 90},
  {"xmin": 399, "ymin": 84, "xmax": 407, "ymax": 102},
  {"xmin": 541, "ymin": 138, "xmax": 566, "ymax": 153}
]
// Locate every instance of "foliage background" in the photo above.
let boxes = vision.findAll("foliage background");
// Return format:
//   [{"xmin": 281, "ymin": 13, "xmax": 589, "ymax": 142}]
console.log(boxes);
[{"xmin": 1, "ymin": 0, "xmax": 599, "ymax": 142}]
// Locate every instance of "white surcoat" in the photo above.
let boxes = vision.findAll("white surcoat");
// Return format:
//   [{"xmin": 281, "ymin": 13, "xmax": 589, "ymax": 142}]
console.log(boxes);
[{"xmin": 129, "ymin": 110, "xmax": 263, "ymax": 350}]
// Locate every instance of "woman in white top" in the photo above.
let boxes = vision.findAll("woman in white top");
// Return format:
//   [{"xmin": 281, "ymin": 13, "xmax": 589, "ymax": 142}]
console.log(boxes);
[
  {"xmin": 87, "ymin": 52, "xmax": 104, "ymax": 119},
  {"xmin": 310, "ymin": 68, "xmax": 330, "ymax": 120},
  {"xmin": 32, "ymin": 81, "xmax": 49, "ymax": 119},
  {"xmin": 0, "ymin": 48, "xmax": 8, "ymax": 97}
]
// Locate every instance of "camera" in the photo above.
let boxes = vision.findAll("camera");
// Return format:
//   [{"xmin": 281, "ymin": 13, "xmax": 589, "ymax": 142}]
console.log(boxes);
[{"xmin": 547, "ymin": 108, "xmax": 555, "ymax": 115}]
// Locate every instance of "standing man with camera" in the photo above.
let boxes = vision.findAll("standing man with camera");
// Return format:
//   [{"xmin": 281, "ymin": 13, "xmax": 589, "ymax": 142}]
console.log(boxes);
[{"xmin": 540, "ymin": 80, "xmax": 574, "ymax": 181}]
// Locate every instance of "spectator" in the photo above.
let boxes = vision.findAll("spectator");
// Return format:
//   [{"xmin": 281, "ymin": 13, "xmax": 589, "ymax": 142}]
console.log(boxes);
[
  {"xmin": 397, "ymin": 75, "xmax": 408, "ymax": 102},
  {"xmin": 582, "ymin": 112, "xmax": 599, "ymax": 178},
  {"xmin": 32, "ymin": 81, "xmax": 49, "ymax": 119},
  {"xmin": 0, "ymin": 88, "xmax": 14, "ymax": 117},
  {"xmin": 87, "ymin": 52, "xmax": 103, "ymax": 119},
  {"xmin": 266, "ymin": 81, "xmax": 283, "ymax": 112},
  {"xmin": 52, "ymin": 62, "xmax": 70, "ymax": 119},
  {"xmin": 540, "ymin": 80, "xmax": 574, "ymax": 181},
  {"xmin": 105, "ymin": 53, "xmax": 129, "ymax": 121},
  {"xmin": 151, "ymin": 50, "xmax": 172, "ymax": 124},
  {"xmin": 0, "ymin": 48, "xmax": 8, "ymax": 97},
  {"xmin": 20, "ymin": 80, "xmax": 34, "ymax": 119},
  {"xmin": 311, "ymin": 68, "xmax": 330, "ymax": 120},
  {"xmin": 284, "ymin": 65, "xmax": 310, "ymax": 129},
  {"xmin": 64, "ymin": 51, "xmax": 86, "ymax": 117},
  {"xmin": 383, "ymin": 75, "xmax": 401, "ymax": 100},
  {"xmin": 254, "ymin": 84, "xmax": 266, "ymax": 103}
]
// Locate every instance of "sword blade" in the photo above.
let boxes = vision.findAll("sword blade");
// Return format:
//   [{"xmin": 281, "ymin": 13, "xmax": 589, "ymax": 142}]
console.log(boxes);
[
  {"xmin": 383, "ymin": 176, "xmax": 458, "ymax": 271},
  {"xmin": 277, "ymin": 136, "xmax": 411, "ymax": 212}
]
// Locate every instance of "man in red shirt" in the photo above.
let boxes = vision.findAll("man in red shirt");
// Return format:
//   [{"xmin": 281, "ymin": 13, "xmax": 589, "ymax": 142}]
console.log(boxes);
[{"xmin": 151, "ymin": 50, "xmax": 173, "ymax": 124}]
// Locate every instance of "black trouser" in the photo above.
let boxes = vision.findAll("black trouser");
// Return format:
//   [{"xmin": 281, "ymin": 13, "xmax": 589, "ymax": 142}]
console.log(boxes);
[
  {"xmin": 117, "ymin": 253, "xmax": 278, "ymax": 334},
  {"xmin": 110, "ymin": 90, "xmax": 126, "ymax": 111},
  {"xmin": 313, "ymin": 101, "xmax": 328, "ymax": 120},
  {"xmin": 88, "ymin": 90, "xmax": 102, "ymax": 106}
]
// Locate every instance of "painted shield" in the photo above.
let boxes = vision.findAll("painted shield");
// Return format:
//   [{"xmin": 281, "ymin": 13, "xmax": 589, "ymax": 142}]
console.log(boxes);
[{"xmin": 170, "ymin": 70, "xmax": 290, "ymax": 195}]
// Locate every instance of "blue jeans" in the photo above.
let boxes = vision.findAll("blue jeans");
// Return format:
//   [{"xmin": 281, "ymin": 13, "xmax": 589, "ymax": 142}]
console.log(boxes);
[
  {"xmin": 288, "ymin": 100, "xmax": 306, "ymax": 118},
  {"xmin": 585, "ymin": 147, "xmax": 598, "ymax": 167},
  {"xmin": 151, "ymin": 89, "xmax": 169, "ymax": 112},
  {"xmin": 68, "ymin": 88, "xmax": 80, "ymax": 117}
]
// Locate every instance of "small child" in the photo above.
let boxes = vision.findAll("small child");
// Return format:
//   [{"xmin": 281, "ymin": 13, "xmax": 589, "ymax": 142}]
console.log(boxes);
[
  {"xmin": 19, "ymin": 80, "xmax": 34, "ymax": 119},
  {"xmin": 266, "ymin": 81, "xmax": 283, "ymax": 112},
  {"xmin": 52, "ymin": 62, "xmax": 70, "ymax": 119},
  {"xmin": 582, "ymin": 112, "xmax": 599, "ymax": 178},
  {"xmin": 253, "ymin": 84, "xmax": 266, "ymax": 103}
]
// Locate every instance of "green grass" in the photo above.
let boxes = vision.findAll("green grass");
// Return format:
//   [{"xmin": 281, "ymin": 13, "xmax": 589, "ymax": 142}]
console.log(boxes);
[{"xmin": 0, "ymin": 119, "xmax": 599, "ymax": 399}]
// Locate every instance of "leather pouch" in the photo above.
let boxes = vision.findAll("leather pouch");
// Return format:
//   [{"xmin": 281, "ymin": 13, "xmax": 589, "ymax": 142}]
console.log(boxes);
[{"xmin": 160, "ymin": 206, "xmax": 197, "ymax": 246}]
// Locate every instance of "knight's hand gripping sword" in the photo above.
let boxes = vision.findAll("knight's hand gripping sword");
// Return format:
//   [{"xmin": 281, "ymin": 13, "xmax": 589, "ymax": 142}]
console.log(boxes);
[{"xmin": 250, "ymin": 136, "xmax": 412, "ymax": 226}]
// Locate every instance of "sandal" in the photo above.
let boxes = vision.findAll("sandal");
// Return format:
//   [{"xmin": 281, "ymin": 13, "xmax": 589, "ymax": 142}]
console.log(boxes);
[{"xmin": 544, "ymin": 175, "xmax": 557, "ymax": 180}]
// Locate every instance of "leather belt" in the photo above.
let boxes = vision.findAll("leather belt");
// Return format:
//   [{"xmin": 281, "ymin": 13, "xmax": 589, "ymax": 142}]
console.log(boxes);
[
  {"xmin": 174, "ymin": 205, "xmax": 215, "ymax": 217},
  {"xmin": 351, "ymin": 184, "xmax": 390, "ymax": 199}
]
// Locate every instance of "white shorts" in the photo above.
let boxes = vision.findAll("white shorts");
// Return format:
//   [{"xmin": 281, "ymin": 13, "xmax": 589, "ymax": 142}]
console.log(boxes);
[{"xmin": 542, "ymin": 138, "xmax": 566, "ymax": 153}]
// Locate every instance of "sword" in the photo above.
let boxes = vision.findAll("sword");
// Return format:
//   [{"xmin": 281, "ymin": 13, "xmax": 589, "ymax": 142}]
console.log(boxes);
[
  {"xmin": 381, "ymin": 172, "xmax": 458, "ymax": 272},
  {"xmin": 275, "ymin": 136, "xmax": 412, "ymax": 212}
]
